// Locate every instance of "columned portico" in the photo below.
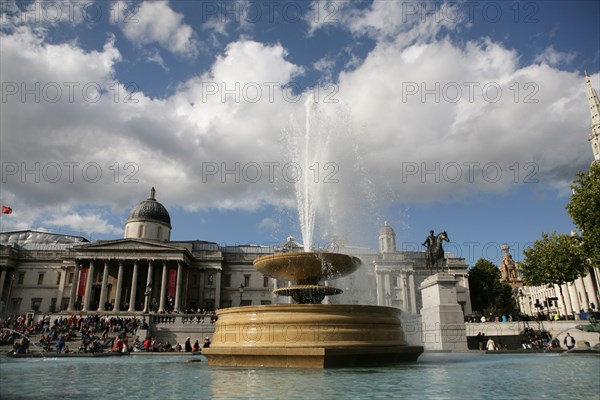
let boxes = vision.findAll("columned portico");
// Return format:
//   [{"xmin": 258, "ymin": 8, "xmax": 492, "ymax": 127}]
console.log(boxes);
[
  {"xmin": 128, "ymin": 260, "xmax": 139, "ymax": 312},
  {"xmin": 144, "ymin": 261, "xmax": 153, "ymax": 313},
  {"xmin": 67, "ymin": 261, "xmax": 81, "ymax": 312},
  {"xmin": 174, "ymin": 262, "xmax": 183, "ymax": 312},
  {"xmin": 114, "ymin": 261, "xmax": 124, "ymax": 312},
  {"xmin": 82, "ymin": 260, "xmax": 95, "ymax": 312},
  {"xmin": 159, "ymin": 261, "xmax": 168, "ymax": 313},
  {"xmin": 98, "ymin": 260, "xmax": 110, "ymax": 311},
  {"xmin": 0, "ymin": 268, "xmax": 8, "ymax": 308}
]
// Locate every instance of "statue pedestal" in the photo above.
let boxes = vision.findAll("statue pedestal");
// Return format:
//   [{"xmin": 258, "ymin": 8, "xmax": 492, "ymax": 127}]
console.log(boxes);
[{"xmin": 419, "ymin": 273, "xmax": 468, "ymax": 351}]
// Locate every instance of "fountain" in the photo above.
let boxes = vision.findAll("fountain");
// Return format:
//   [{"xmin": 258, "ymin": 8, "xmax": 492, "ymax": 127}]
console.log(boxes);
[{"xmin": 202, "ymin": 96, "xmax": 423, "ymax": 367}]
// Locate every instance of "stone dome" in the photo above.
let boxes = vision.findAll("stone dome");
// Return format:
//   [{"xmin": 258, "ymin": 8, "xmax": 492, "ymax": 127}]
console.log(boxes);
[
  {"xmin": 127, "ymin": 187, "xmax": 171, "ymax": 227},
  {"xmin": 379, "ymin": 221, "xmax": 395, "ymax": 236}
]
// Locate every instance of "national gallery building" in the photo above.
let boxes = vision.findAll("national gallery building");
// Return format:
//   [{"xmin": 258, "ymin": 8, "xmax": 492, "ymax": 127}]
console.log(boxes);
[{"xmin": 0, "ymin": 188, "xmax": 471, "ymax": 317}]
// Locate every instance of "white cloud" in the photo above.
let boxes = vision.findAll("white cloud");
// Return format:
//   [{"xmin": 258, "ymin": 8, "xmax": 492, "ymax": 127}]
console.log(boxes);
[
  {"xmin": 113, "ymin": 1, "xmax": 198, "ymax": 57},
  {"xmin": 258, "ymin": 218, "xmax": 279, "ymax": 232},
  {"xmin": 0, "ymin": 18, "xmax": 596, "ymax": 244},
  {"xmin": 535, "ymin": 45, "xmax": 577, "ymax": 67},
  {"xmin": 43, "ymin": 211, "xmax": 122, "ymax": 235}
]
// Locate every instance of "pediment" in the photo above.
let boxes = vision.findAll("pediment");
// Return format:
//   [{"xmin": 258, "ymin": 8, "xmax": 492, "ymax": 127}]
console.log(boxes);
[{"xmin": 72, "ymin": 239, "xmax": 184, "ymax": 252}]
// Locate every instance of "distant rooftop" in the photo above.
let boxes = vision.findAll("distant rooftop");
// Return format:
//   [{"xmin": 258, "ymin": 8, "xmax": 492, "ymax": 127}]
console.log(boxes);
[{"xmin": 0, "ymin": 230, "xmax": 89, "ymax": 250}]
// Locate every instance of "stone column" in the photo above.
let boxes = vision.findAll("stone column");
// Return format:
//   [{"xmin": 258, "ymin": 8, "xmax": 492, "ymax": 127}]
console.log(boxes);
[
  {"xmin": 159, "ymin": 261, "xmax": 168, "ymax": 313},
  {"xmin": 583, "ymin": 272, "xmax": 599, "ymax": 310},
  {"xmin": 560, "ymin": 284, "xmax": 573, "ymax": 317},
  {"xmin": 98, "ymin": 260, "xmax": 110, "ymax": 311},
  {"xmin": 143, "ymin": 261, "xmax": 153, "ymax": 313},
  {"xmin": 128, "ymin": 260, "xmax": 139, "ymax": 312},
  {"xmin": 375, "ymin": 269, "xmax": 384, "ymax": 306},
  {"xmin": 174, "ymin": 261, "xmax": 183, "ymax": 312},
  {"xmin": 383, "ymin": 272, "xmax": 391, "ymax": 307},
  {"xmin": 0, "ymin": 268, "xmax": 7, "ymax": 306},
  {"xmin": 67, "ymin": 261, "xmax": 81, "ymax": 312},
  {"xmin": 409, "ymin": 272, "xmax": 417, "ymax": 314},
  {"xmin": 56, "ymin": 267, "xmax": 67, "ymax": 312},
  {"xmin": 568, "ymin": 282, "xmax": 581, "ymax": 319},
  {"xmin": 401, "ymin": 273, "xmax": 409, "ymax": 310},
  {"xmin": 82, "ymin": 260, "xmax": 95, "ymax": 312},
  {"xmin": 575, "ymin": 277, "xmax": 590, "ymax": 311},
  {"xmin": 214, "ymin": 270, "xmax": 222, "ymax": 309},
  {"xmin": 114, "ymin": 261, "xmax": 124, "ymax": 312}
]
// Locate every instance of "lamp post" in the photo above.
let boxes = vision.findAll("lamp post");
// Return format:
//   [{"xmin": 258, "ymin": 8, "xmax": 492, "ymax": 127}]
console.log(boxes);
[
  {"xmin": 144, "ymin": 284, "xmax": 152, "ymax": 313},
  {"xmin": 239, "ymin": 283, "xmax": 245, "ymax": 306}
]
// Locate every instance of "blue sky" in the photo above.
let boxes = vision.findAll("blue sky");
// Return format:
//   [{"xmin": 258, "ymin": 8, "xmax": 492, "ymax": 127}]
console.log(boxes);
[{"xmin": 0, "ymin": 0, "xmax": 599, "ymax": 266}]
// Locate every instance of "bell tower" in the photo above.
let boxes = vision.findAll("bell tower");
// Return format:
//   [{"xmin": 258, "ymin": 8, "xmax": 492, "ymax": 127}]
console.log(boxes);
[
  {"xmin": 379, "ymin": 221, "xmax": 397, "ymax": 254},
  {"xmin": 585, "ymin": 72, "xmax": 600, "ymax": 162}
]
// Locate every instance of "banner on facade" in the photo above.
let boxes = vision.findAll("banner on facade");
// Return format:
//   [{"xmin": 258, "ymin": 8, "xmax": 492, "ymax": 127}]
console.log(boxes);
[
  {"xmin": 78, "ymin": 267, "xmax": 88, "ymax": 297},
  {"xmin": 168, "ymin": 268, "xmax": 177, "ymax": 298}
]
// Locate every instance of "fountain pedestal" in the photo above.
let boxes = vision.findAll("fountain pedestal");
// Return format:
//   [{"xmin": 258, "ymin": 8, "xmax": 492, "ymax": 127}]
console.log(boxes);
[
  {"xmin": 419, "ymin": 273, "xmax": 468, "ymax": 351},
  {"xmin": 203, "ymin": 252, "xmax": 424, "ymax": 368},
  {"xmin": 202, "ymin": 304, "xmax": 424, "ymax": 368}
]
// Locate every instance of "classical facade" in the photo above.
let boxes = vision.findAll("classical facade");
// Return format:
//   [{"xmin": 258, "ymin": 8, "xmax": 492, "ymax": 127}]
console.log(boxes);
[
  {"xmin": 0, "ymin": 189, "xmax": 277, "ymax": 315},
  {"xmin": 369, "ymin": 222, "xmax": 472, "ymax": 315},
  {"xmin": 0, "ymin": 191, "xmax": 472, "ymax": 317}
]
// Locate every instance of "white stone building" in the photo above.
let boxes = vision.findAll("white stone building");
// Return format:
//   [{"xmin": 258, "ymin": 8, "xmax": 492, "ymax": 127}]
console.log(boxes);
[{"xmin": 0, "ymin": 191, "xmax": 471, "ymax": 318}]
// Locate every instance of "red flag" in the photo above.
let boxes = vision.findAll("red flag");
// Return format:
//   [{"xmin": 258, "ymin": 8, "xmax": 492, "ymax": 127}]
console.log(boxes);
[{"xmin": 1, "ymin": 205, "xmax": 12, "ymax": 214}]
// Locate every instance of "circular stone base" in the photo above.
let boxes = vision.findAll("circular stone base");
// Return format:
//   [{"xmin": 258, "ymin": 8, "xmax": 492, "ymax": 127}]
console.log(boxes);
[
  {"xmin": 202, "ymin": 304, "xmax": 424, "ymax": 368},
  {"xmin": 273, "ymin": 285, "xmax": 342, "ymax": 304}
]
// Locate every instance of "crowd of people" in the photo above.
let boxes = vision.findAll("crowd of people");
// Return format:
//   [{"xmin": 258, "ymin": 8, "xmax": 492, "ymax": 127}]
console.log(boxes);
[{"xmin": 1, "ymin": 313, "xmax": 213, "ymax": 355}]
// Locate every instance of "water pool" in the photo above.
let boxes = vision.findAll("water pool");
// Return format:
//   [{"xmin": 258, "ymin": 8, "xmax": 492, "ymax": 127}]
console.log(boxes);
[{"xmin": 1, "ymin": 352, "xmax": 598, "ymax": 399}]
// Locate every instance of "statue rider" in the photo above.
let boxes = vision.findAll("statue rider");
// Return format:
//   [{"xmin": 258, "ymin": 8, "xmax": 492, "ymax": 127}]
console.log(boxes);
[{"xmin": 422, "ymin": 230, "xmax": 436, "ymax": 270}]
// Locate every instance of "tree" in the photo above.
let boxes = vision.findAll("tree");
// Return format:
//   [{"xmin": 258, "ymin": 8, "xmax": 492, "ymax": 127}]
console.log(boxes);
[
  {"xmin": 468, "ymin": 258, "xmax": 515, "ymax": 317},
  {"xmin": 520, "ymin": 231, "xmax": 587, "ymax": 314},
  {"xmin": 566, "ymin": 162, "xmax": 600, "ymax": 268}
]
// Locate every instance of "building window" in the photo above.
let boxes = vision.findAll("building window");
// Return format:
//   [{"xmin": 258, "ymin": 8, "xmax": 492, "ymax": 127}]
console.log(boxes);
[
  {"xmin": 61, "ymin": 298, "xmax": 69, "ymax": 311},
  {"xmin": 17, "ymin": 273, "xmax": 25, "ymax": 285},
  {"xmin": 138, "ymin": 224, "xmax": 144, "ymax": 237},
  {"xmin": 244, "ymin": 274, "xmax": 251, "ymax": 287},
  {"xmin": 56, "ymin": 272, "xmax": 61, "ymax": 285},
  {"xmin": 240, "ymin": 299, "xmax": 252, "ymax": 306},
  {"xmin": 31, "ymin": 298, "xmax": 42, "ymax": 311},
  {"xmin": 260, "ymin": 300, "xmax": 272, "ymax": 305},
  {"xmin": 38, "ymin": 273, "xmax": 45, "ymax": 285},
  {"xmin": 157, "ymin": 226, "xmax": 162, "ymax": 239},
  {"xmin": 68, "ymin": 272, "xmax": 74, "ymax": 284},
  {"xmin": 50, "ymin": 298, "xmax": 57, "ymax": 313},
  {"xmin": 222, "ymin": 274, "xmax": 231, "ymax": 288},
  {"xmin": 263, "ymin": 276, "xmax": 269, "ymax": 288}
]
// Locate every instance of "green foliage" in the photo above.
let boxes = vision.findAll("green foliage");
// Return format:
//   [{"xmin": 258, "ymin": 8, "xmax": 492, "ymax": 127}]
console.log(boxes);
[
  {"xmin": 468, "ymin": 258, "xmax": 515, "ymax": 316},
  {"xmin": 520, "ymin": 232, "xmax": 587, "ymax": 287},
  {"xmin": 566, "ymin": 163, "xmax": 600, "ymax": 267}
]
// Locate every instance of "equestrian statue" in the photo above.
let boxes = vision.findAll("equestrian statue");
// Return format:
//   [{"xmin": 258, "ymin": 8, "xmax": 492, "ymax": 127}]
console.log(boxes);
[{"xmin": 422, "ymin": 230, "xmax": 450, "ymax": 274}]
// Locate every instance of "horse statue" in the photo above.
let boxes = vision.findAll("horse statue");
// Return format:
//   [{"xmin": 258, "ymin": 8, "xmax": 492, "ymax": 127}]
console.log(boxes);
[{"xmin": 422, "ymin": 230, "xmax": 450, "ymax": 274}]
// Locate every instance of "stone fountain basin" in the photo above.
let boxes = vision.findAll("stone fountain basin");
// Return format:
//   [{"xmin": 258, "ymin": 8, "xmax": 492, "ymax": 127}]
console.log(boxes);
[{"xmin": 253, "ymin": 252, "xmax": 362, "ymax": 284}]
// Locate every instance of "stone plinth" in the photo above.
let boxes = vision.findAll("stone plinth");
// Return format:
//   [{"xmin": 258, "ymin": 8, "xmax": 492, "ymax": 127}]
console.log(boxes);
[
  {"xmin": 202, "ymin": 304, "xmax": 423, "ymax": 368},
  {"xmin": 420, "ymin": 273, "xmax": 468, "ymax": 351}
]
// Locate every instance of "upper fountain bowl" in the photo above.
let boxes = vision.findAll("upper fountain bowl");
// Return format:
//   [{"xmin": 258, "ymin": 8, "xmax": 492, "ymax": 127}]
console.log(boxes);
[{"xmin": 253, "ymin": 252, "xmax": 362, "ymax": 284}]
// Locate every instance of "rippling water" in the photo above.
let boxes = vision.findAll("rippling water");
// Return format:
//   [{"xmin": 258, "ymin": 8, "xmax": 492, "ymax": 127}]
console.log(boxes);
[{"xmin": 1, "ymin": 352, "xmax": 598, "ymax": 399}]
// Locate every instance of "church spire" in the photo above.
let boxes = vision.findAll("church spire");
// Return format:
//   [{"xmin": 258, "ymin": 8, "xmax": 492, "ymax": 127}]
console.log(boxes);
[{"xmin": 585, "ymin": 72, "xmax": 600, "ymax": 162}]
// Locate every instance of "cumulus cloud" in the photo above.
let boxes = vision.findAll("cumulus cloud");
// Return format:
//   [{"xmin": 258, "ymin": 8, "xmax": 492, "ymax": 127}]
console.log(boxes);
[
  {"xmin": 113, "ymin": 1, "xmax": 198, "ymax": 57},
  {"xmin": 534, "ymin": 45, "xmax": 577, "ymax": 67},
  {"xmin": 0, "ymin": 5, "xmax": 597, "ymax": 243}
]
